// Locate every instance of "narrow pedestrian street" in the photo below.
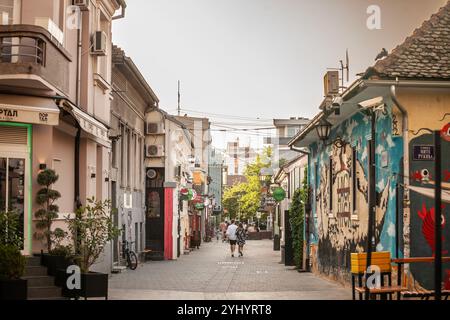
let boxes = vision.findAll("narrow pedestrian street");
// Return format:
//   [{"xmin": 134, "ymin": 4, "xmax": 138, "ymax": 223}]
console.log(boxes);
[{"xmin": 108, "ymin": 240, "xmax": 350, "ymax": 300}]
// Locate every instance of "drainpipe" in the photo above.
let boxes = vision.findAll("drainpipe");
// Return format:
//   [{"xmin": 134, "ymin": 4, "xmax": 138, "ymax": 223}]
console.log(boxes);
[
  {"xmin": 74, "ymin": 124, "xmax": 82, "ymax": 254},
  {"xmin": 366, "ymin": 109, "xmax": 377, "ymax": 300},
  {"xmin": 290, "ymin": 145, "xmax": 311, "ymax": 156},
  {"xmin": 390, "ymin": 85, "xmax": 410, "ymax": 270},
  {"xmin": 112, "ymin": 1, "xmax": 127, "ymax": 20}
]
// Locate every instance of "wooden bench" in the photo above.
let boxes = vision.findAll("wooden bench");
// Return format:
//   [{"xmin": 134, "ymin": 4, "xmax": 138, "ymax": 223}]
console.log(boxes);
[
  {"xmin": 392, "ymin": 257, "xmax": 450, "ymax": 300},
  {"xmin": 351, "ymin": 252, "xmax": 408, "ymax": 300}
]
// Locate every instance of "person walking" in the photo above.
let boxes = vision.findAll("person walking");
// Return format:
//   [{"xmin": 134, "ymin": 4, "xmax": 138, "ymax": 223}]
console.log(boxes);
[
  {"xmin": 225, "ymin": 220, "xmax": 238, "ymax": 257},
  {"xmin": 236, "ymin": 223, "xmax": 247, "ymax": 257}
]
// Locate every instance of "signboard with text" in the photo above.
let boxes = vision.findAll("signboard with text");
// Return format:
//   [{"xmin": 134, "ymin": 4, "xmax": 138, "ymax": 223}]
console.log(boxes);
[{"xmin": 413, "ymin": 145, "xmax": 435, "ymax": 161}]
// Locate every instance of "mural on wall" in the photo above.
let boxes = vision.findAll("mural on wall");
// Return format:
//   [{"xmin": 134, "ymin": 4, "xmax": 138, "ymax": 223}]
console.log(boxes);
[
  {"xmin": 409, "ymin": 125, "xmax": 450, "ymax": 290},
  {"xmin": 310, "ymin": 103, "xmax": 404, "ymax": 280}
]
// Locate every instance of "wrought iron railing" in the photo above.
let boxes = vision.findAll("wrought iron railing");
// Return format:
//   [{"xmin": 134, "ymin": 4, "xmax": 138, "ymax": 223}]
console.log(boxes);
[{"xmin": 0, "ymin": 36, "xmax": 45, "ymax": 65}]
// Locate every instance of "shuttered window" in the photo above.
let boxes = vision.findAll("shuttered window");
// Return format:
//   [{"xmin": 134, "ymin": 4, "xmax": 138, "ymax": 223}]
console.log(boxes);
[{"xmin": 0, "ymin": 125, "xmax": 27, "ymax": 145}]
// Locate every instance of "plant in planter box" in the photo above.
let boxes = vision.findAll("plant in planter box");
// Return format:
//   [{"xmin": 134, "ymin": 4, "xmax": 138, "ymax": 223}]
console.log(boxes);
[
  {"xmin": 0, "ymin": 212, "xmax": 27, "ymax": 300},
  {"xmin": 0, "ymin": 211, "xmax": 23, "ymax": 248},
  {"xmin": 34, "ymin": 169, "xmax": 71, "ymax": 275},
  {"xmin": 65, "ymin": 198, "xmax": 120, "ymax": 299}
]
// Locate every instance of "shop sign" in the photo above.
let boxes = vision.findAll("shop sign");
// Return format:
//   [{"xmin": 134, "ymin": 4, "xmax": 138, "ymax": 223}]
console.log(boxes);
[
  {"xmin": 0, "ymin": 104, "xmax": 59, "ymax": 126},
  {"xmin": 413, "ymin": 145, "xmax": 435, "ymax": 161}
]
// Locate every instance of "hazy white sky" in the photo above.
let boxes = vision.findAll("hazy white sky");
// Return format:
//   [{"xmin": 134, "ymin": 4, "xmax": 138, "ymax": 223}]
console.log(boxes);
[{"xmin": 113, "ymin": 0, "xmax": 447, "ymax": 149}]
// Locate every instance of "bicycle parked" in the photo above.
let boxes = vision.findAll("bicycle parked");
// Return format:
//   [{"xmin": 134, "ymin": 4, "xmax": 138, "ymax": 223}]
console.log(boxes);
[{"xmin": 122, "ymin": 240, "xmax": 138, "ymax": 270}]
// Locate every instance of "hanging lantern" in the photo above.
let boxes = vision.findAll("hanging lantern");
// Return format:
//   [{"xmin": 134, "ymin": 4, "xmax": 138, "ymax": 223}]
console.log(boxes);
[{"xmin": 316, "ymin": 118, "xmax": 332, "ymax": 141}]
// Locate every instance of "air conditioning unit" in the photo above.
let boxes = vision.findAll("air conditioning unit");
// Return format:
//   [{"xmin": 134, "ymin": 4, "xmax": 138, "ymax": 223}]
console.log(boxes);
[
  {"xmin": 92, "ymin": 31, "xmax": 107, "ymax": 56},
  {"xmin": 145, "ymin": 122, "xmax": 164, "ymax": 135},
  {"xmin": 324, "ymin": 71, "xmax": 340, "ymax": 96},
  {"xmin": 73, "ymin": 0, "xmax": 89, "ymax": 10},
  {"xmin": 146, "ymin": 145, "xmax": 165, "ymax": 158},
  {"xmin": 123, "ymin": 193, "xmax": 132, "ymax": 209}
]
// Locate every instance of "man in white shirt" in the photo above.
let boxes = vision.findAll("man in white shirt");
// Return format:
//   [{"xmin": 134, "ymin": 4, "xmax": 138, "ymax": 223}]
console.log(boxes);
[{"xmin": 226, "ymin": 220, "xmax": 238, "ymax": 257}]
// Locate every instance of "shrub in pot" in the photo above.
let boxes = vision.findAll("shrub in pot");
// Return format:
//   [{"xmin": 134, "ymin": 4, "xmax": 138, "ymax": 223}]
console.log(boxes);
[
  {"xmin": 64, "ymin": 198, "xmax": 119, "ymax": 299},
  {"xmin": 0, "ymin": 211, "xmax": 27, "ymax": 300},
  {"xmin": 0, "ymin": 245, "xmax": 27, "ymax": 300},
  {"xmin": 34, "ymin": 169, "xmax": 71, "ymax": 275}
]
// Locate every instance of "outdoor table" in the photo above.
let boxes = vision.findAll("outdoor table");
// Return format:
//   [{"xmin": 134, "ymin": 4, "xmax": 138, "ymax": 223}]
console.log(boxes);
[{"xmin": 391, "ymin": 257, "xmax": 450, "ymax": 300}]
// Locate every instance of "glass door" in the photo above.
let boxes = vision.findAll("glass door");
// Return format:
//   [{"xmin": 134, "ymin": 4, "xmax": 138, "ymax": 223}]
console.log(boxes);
[{"xmin": 0, "ymin": 155, "xmax": 27, "ymax": 253}]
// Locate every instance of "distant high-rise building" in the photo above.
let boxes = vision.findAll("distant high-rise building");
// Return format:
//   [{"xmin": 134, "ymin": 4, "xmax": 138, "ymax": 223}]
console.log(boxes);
[{"xmin": 265, "ymin": 118, "xmax": 310, "ymax": 164}]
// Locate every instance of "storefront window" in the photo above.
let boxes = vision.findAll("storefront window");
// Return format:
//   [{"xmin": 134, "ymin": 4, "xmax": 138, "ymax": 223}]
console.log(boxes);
[{"xmin": 0, "ymin": 157, "xmax": 25, "ymax": 249}]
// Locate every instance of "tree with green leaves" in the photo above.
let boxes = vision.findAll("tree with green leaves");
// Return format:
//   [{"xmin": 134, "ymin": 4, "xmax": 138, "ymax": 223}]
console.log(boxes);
[
  {"xmin": 34, "ymin": 169, "xmax": 66, "ymax": 253},
  {"xmin": 222, "ymin": 147, "xmax": 273, "ymax": 221},
  {"xmin": 289, "ymin": 168, "xmax": 308, "ymax": 269}
]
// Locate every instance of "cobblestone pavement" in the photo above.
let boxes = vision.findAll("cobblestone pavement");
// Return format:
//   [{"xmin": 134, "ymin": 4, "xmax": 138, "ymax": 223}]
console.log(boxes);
[{"xmin": 109, "ymin": 240, "xmax": 351, "ymax": 300}]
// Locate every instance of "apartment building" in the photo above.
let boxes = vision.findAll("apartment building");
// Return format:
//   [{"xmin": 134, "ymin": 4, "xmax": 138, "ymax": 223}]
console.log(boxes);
[
  {"xmin": 110, "ymin": 45, "xmax": 158, "ymax": 269},
  {"xmin": 224, "ymin": 138, "xmax": 260, "ymax": 176},
  {"xmin": 0, "ymin": 0, "xmax": 126, "ymax": 271}
]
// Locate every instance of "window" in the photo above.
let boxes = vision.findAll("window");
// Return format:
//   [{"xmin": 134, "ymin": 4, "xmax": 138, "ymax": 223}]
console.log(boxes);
[
  {"xmin": 120, "ymin": 124, "xmax": 126, "ymax": 187},
  {"xmin": 0, "ymin": 0, "xmax": 20, "ymax": 25},
  {"xmin": 112, "ymin": 139, "xmax": 117, "ymax": 169},
  {"xmin": 287, "ymin": 126, "xmax": 299, "ymax": 138},
  {"xmin": 127, "ymin": 130, "xmax": 131, "ymax": 188}
]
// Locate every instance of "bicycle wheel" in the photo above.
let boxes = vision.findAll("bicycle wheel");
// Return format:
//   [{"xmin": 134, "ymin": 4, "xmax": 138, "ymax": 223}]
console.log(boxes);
[{"xmin": 127, "ymin": 251, "xmax": 138, "ymax": 270}]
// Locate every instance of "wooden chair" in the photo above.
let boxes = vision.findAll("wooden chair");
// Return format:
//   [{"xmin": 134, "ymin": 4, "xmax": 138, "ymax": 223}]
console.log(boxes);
[{"xmin": 351, "ymin": 252, "xmax": 407, "ymax": 300}]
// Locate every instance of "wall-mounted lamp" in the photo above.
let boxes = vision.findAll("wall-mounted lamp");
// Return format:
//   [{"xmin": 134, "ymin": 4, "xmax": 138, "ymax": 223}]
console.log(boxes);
[
  {"xmin": 315, "ymin": 118, "xmax": 346, "ymax": 149},
  {"xmin": 39, "ymin": 163, "xmax": 47, "ymax": 170}
]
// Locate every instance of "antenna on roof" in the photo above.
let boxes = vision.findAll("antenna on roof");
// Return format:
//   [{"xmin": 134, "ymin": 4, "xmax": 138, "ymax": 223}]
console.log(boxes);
[
  {"xmin": 329, "ymin": 49, "xmax": 350, "ymax": 93},
  {"xmin": 339, "ymin": 49, "xmax": 350, "ymax": 90},
  {"xmin": 178, "ymin": 80, "xmax": 181, "ymax": 116}
]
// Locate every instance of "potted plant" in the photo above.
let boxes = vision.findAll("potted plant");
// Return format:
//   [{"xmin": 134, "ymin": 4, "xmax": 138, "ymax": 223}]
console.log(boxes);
[
  {"xmin": 0, "ymin": 211, "xmax": 27, "ymax": 300},
  {"xmin": 63, "ymin": 198, "xmax": 119, "ymax": 299},
  {"xmin": 34, "ymin": 169, "xmax": 70, "ymax": 276}
]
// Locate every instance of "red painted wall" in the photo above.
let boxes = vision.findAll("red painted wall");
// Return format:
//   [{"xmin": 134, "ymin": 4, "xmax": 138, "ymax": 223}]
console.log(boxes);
[{"xmin": 164, "ymin": 188, "xmax": 173, "ymax": 260}]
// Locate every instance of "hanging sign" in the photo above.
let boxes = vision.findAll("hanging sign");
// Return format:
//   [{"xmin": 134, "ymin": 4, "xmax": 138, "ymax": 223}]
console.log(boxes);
[
  {"xmin": 413, "ymin": 145, "xmax": 435, "ymax": 161},
  {"xmin": 272, "ymin": 187, "xmax": 286, "ymax": 202},
  {"xmin": 195, "ymin": 203, "xmax": 205, "ymax": 210}
]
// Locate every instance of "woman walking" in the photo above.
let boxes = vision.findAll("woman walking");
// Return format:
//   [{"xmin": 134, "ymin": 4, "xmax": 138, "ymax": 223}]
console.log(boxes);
[{"xmin": 236, "ymin": 223, "xmax": 247, "ymax": 257}]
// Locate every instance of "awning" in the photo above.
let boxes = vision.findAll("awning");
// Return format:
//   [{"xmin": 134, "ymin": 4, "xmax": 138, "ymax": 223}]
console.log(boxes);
[
  {"xmin": 0, "ymin": 94, "xmax": 59, "ymax": 126},
  {"xmin": 60, "ymin": 99, "xmax": 110, "ymax": 148}
]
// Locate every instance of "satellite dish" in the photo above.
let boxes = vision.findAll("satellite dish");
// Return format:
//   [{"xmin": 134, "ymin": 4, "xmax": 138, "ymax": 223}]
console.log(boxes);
[{"xmin": 147, "ymin": 169, "xmax": 158, "ymax": 180}]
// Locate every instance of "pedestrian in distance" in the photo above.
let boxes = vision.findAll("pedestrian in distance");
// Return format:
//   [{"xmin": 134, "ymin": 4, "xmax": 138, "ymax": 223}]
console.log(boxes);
[
  {"xmin": 225, "ymin": 220, "xmax": 238, "ymax": 257},
  {"xmin": 236, "ymin": 223, "xmax": 247, "ymax": 257}
]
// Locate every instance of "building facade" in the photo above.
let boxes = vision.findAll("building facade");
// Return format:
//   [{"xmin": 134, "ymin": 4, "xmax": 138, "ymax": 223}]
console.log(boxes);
[
  {"xmin": 289, "ymin": 2, "xmax": 450, "ymax": 289},
  {"xmin": 145, "ymin": 109, "xmax": 194, "ymax": 260},
  {"xmin": 174, "ymin": 115, "xmax": 212, "ymax": 244},
  {"xmin": 265, "ymin": 118, "xmax": 310, "ymax": 164},
  {"xmin": 273, "ymin": 154, "xmax": 308, "ymax": 264},
  {"xmin": 110, "ymin": 45, "xmax": 158, "ymax": 270},
  {"xmin": 0, "ymin": 0, "xmax": 125, "ymax": 271}
]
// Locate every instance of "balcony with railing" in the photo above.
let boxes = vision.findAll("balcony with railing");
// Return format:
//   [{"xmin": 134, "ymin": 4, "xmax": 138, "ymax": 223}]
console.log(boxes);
[{"xmin": 0, "ymin": 24, "xmax": 72, "ymax": 95}]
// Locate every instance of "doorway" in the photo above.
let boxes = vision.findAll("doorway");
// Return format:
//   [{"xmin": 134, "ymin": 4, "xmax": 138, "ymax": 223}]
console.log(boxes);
[
  {"xmin": 0, "ymin": 123, "xmax": 31, "ymax": 255},
  {"xmin": 0, "ymin": 154, "xmax": 29, "ymax": 254}
]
